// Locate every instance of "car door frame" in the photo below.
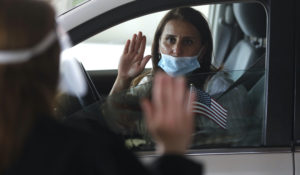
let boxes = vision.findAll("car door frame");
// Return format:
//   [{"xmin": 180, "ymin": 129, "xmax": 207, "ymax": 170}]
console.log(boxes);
[{"xmin": 58, "ymin": 0, "xmax": 297, "ymax": 173}]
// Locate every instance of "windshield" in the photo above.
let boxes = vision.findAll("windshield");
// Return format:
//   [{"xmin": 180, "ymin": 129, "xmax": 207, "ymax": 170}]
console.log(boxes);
[{"xmin": 51, "ymin": 0, "xmax": 88, "ymax": 15}]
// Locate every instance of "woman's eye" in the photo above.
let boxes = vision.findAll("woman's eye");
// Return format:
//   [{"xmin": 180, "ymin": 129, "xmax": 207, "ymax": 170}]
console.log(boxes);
[
  {"xmin": 166, "ymin": 37, "xmax": 176, "ymax": 44},
  {"xmin": 183, "ymin": 40, "xmax": 194, "ymax": 46}
]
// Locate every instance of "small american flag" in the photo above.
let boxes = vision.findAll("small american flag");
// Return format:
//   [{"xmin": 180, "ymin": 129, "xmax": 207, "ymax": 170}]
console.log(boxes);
[{"xmin": 190, "ymin": 84, "xmax": 228, "ymax": 129}]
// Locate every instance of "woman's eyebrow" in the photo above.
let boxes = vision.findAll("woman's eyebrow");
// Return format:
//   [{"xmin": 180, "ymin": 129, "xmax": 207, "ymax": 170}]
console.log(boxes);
[
  {"xmin": 182, "ymin": 36, "xmax": 199, "ymax": 40},
  {"xmin": 163, "ymin": 34, "xmax": 199, "ymax": 40},
  {"xmin": 163, "ymin": 34, "xmax": 177, "ymax": 38}
]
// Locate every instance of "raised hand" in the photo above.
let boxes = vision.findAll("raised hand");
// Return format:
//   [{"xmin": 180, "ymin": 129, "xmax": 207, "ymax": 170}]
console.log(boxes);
[
  {"xmin": 119, "ymin": 32, "xmax": 151, "ymax": 79},
  {"xmin": 141, "ymin": 72, "xmax": 195, "ymax": 155},
  {"xmin": 110, "ymin": 32, "xmax": 151, "ymax": 94}
]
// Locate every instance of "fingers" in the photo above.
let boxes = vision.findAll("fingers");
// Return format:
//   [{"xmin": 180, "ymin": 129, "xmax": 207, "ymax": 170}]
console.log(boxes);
[
  {"xmin": 174, "ymin": 77, "xmax": 185, "ymax": 111},
  {"xmin": 152, "ymin": 73, "xmax": 193, "ymax": 126},
  {"xmin": 146, "ymin": 73, "xmax": 194, "ymax": 155},
  {"xmin": 152, "ymin": 72, "xmax": 165, "ymax": 112},
  {"xmin": 137, "ymin": 35, "xmax": 146, "ymax": 57},
  {"xmin": 129, "ymin": 34, "xmax": 137, "ymax": 53},
  {"xmin": 152, "ymin": 73, "xmax": 182, "ymax": 112},
  {"xmin": 123, "ymin": 40, "xmax": 130, "ymax": 54},
  {"xmin": 140, "ymin": 55, "xmax": 152, "ymax": 67},
  {"xmin": 141, "ymin": 98, "xmax": 153, "ymax": 124},
  {"xmin": 185, "ymin": 90, "xmax": 195, "ymax": 134},
  {"xmin": 163, "ymin": 73, "xmax": 173, "ymax": 115},
  {"xmin": 186, "ymin": 91, "xmax": 196, "ymax": 115},
  {"xmin": 134, "ymin": 32, "xmax": 143, "ymax": 53},
  {"xmin": 127, "ymin": 32, "xmax": 147, "ymax": 56}
]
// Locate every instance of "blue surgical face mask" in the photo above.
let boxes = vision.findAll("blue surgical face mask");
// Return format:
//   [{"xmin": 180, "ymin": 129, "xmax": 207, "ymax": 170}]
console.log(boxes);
[{"xmin": 158, "ymin": 53, "xmax": 201, "ymax": 77}]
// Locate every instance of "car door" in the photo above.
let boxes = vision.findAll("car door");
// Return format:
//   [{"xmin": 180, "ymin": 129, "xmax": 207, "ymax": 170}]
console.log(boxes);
[
  {"xmin": 55, "ymin": 0, "xmax": 296, "ymax": 174},
  {"xmin": 294, "ymin": 0, "xmax": 300, "ymax": 174}
]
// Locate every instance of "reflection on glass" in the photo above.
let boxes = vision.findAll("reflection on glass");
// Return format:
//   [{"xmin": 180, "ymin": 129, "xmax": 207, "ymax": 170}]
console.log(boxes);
[
  {"xmin": 52, "ymin": 0, "xmax": 88, "ymax": 15},
  {"xmin": 100, "ymin": 70, "xmax": 265, "ymax": 150}
]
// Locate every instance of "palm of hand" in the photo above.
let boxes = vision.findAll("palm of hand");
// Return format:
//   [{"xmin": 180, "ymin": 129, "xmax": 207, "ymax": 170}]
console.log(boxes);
[
  {"xmin": 118, "ymin": 32, "xmax": 151, "ymax": 80},
  {"xmin": 119, "ymin": 53, "xmax": 145, "ymax": 79},
  {"xmin": 141, "ymin": 73, "xmax": 195, "ymax": 155}
]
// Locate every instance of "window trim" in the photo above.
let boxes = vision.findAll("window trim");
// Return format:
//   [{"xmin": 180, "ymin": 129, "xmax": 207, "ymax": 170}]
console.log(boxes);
[{"xmin": 65, "ymin": 0, "xmax": 295, "ymax": 147}]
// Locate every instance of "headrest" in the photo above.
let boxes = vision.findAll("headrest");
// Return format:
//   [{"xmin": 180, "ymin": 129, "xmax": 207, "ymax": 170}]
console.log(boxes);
[
  {"xmin": 225, "ymin": 5, "xmax": 234, "ymax": 25},
  {"xmin": 233, "ymin": 3, "xmax": 266, "ymax": 38}
]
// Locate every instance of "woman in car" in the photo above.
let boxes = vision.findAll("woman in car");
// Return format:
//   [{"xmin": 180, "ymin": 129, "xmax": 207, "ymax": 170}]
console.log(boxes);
[
  {"xmin": 0, "ymin": 1, "xmax": 202, "ymax": 174},
  {"xmin": 110, "ymin": 7, "xmax": 214, "ymax": 94},
  {"xmin": 106, "ymin": 7, "xmax": 223, "ymax": 144},
  {"xmin": 106, "ymin": 7, "xmax": 255, "ymax": 147}
]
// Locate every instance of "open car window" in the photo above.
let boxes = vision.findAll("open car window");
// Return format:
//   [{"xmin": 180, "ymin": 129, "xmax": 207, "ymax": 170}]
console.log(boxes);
[
  {"xmin": 56, "ymin": 2, "xmax": 267, "ymax": 151},
  {"xmin": 71, "ymin": 5, "xmax": 210, "ymax": 70}
]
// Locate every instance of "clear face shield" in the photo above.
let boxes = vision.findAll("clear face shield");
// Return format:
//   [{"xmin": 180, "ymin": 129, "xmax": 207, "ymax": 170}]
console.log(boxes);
[{"xmin": 0, "ymin": 24, "xmax": 87, "ymax": 97}]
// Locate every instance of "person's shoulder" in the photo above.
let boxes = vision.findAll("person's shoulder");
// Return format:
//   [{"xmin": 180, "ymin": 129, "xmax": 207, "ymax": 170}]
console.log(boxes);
[
  {"xmin": 126, "ymin": 72, "xmax": 153, "ymax": 97},
  {"xmin": 29, "ymin": 116, "xmax": 106, "ymax": 154},
  {"xmin": 137, "ymin": 74, "xmax": 153, "ymax": 85},
  {"xmin": 131, "ymin": 70, "xmax": 153, "ymax": 87},
  {"xmin": 151, "ymin": 154, "xmax": 203, "ymax": 175},
  {"xmin": 7, "ymin": 116, "xmax": 116, "ymax": 175}
]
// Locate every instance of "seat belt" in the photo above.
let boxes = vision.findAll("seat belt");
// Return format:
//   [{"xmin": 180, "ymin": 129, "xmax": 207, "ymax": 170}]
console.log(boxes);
[{"xmin": 216, "ymin": 53, "xmax": 265, "ymax": 100}]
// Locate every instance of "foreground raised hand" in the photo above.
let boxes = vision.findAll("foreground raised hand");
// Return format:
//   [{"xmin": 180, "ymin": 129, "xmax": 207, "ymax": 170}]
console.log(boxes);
[
  {"xmin": 141, "ymin": 72, "xmax": 195, "ymax": 155},
  {"xmin": 110, "ymin": 32, "xmax": 152, "ymax": 94}
]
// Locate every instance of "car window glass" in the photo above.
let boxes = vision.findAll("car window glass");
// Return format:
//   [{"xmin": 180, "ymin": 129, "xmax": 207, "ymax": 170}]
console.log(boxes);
[
  {"xmin": 71, "ymin": 5, "xmax": 210, "ymax": 70},
  {"xmin": 52, "ymin": 0, "xmax": 88, "ymax": 16},
  {"xmin": 101, "ymin": 69, "xmax": 265, "ymax": 150},
  {"xmin": 61, "ymin": 2, "xmax": 267, "ymax": 151}
]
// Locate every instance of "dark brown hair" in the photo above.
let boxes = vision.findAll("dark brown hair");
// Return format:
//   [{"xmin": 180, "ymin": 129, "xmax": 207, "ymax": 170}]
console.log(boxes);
[{"xmin": 0, "ymin": 0, "xmax": 60, "ymax": 171}]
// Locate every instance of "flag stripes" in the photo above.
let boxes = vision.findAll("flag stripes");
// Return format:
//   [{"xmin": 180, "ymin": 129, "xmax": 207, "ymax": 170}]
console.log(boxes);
[
  {"xmin": 193, "ymin": 103, "xmax": 227, "ymax": 129},
  {"xmin": 190, "ymin": 85, "xmax": 228, "ymax": 129}
]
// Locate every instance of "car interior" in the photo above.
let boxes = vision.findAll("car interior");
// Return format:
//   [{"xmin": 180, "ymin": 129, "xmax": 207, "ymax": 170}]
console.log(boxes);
[
  {"xmin": 54, "ymin": 1, "xmax": 267, "ymax": 150},
  {"xmin": 50, "ymin": 0, "xmax": 300, "ymax": 174}
]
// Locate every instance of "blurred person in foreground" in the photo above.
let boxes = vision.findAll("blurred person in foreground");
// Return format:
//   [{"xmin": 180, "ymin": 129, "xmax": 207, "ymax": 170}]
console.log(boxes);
[{"xmin": 0, "ymin": 1, "xmax": 202, "ymax": 175}]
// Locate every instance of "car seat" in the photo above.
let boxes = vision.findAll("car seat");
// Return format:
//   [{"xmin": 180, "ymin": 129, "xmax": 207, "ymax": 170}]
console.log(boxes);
[
  {"xmin": 223, "ymin": 2, "xmax": 266, "ymax": 82},
  {"xmin": 213, "ymin": 4, "xmax": 243, "ymax": 68}
]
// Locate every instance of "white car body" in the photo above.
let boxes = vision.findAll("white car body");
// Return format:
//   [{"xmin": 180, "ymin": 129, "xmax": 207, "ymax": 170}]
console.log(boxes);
[{"xmin": 55, "ymin": 0, "xmax": 299, "ymax": 174}]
